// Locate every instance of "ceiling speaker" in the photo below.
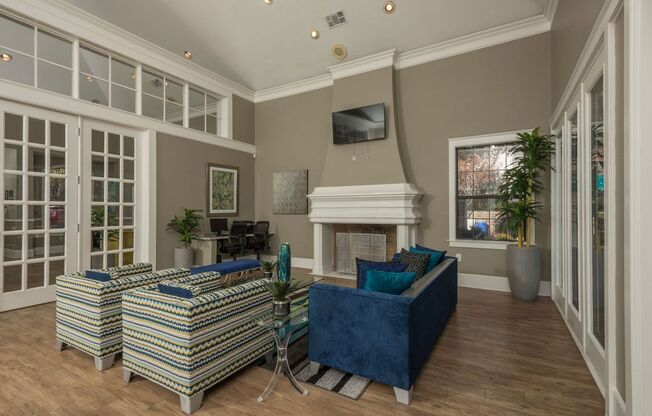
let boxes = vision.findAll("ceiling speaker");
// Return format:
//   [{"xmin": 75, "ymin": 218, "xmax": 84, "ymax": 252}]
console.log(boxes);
[{"xmin": 331, "ymin": 44, "xmax": 348, "ymax": 60}]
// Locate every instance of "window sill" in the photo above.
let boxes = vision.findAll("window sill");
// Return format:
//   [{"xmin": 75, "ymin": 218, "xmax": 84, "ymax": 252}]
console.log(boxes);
[{"xmin": 447, "ymin": 240, "xmax": 516, "ymax": 250}]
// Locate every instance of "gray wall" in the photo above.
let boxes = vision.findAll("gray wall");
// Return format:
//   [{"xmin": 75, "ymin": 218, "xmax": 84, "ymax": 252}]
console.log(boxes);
[
  {"xmin": 551, "ymin": 0, "xmax": 606, "ymax": 108},
  {"xmin": 233, "ymin": 95, "xmax": 255, "ymax": 144},
  {"xmin": 254, "ymin": 33, "xmax": 553, "ymax": 280},
  {"xmin": 156, "ymin": 133, "xmax": 255, "ymax": 269}
]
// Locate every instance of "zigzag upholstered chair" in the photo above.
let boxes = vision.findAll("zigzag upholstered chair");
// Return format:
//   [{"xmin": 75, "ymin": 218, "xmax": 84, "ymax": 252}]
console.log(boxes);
[
  {"xmin": 55, "ymin": 263, "xmax": 191, "ymax": 371},
  {"xmin": 122, "ymin": 273, "xmax": 274, "ymax": 414}
]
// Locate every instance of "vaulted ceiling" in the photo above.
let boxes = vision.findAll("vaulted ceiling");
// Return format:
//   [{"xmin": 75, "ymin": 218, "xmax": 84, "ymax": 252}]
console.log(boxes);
[{"xmin": 63, "ymin": 0, "xmax": 551, "ymax": 91}]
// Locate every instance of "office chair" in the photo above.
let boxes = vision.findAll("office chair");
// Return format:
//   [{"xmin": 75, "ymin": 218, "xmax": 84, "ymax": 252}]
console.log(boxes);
[
  {"xmin": 220, "ymin": 222, "xmax": 248, "ymax": 261},
  {"xmin": 247, "ymin": 221, "xmax": 270, "ymax": 260}
]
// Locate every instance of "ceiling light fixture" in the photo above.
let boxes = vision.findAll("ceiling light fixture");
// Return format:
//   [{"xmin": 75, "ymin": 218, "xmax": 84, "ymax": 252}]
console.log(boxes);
[
  {"xmin": 264, "ymin": 0, "xmax": 273, "ymax": 4},
  {"xmin": 183, "ymin": 50, "xmax": 192, "ymax": 59},
  {"xmin": 310, "ymin": 29, "xmax": 320, "ymax": 39},
  {"xmin": 86, "ymin": 75, "xmax": 93, "ymax": 82},
  {"xmin": 384, "ymin": 1, "xmax": 395, "ymax": 14},
  {"xmin": 0, "ymin": 53, "xmax": 12, "ymax": 62}
]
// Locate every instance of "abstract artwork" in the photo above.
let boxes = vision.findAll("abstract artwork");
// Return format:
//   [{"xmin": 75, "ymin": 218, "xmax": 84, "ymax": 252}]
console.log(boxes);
[
  {"xmin": 273, "ymin": 170, "xmax": 308, "ymax": 214},
  {"xmin": 207, "ymin": 163, "xmax": 238, "ymax": 216}
]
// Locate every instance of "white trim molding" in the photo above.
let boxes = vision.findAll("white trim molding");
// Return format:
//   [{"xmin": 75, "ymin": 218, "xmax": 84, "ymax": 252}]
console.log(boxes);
[
  {"xmin": 544, "ymin": 0, "xmax": 560, "ymax": 23},
  {"xmin": 458, "ymin": 273, "xmax": 551, "ymax": 297},
  {"xmin": 328, "ymin": 49, "xmax": 397, "ymax": 80},
  {"xmin": 254, "ymin": 74, "xmax": 333, "ymax": 104}
]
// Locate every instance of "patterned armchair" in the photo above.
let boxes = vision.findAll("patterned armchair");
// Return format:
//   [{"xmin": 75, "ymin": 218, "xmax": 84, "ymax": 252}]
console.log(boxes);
[
  {"xmin": 121, "ymin": 273, "xmax": 274, "ymax": 414},
  {"xmin": 55, "ymin": 263, "xmax": 190, "ymax": 371}
]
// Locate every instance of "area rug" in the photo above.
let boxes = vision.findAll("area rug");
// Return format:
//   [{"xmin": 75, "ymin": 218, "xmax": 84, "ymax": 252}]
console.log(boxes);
[{"xmin": 257, "ymin": 336, "xmax": 372, "ymax": 400}]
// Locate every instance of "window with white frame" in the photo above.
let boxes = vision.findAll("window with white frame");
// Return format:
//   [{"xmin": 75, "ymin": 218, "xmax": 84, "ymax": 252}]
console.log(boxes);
[
  {"xmin": 189, "ymin": 87, "xmax": 221, "ymax": 135},
  {"xmin": 142, "ymin": 69, "xmax": 184, "ymax": 125},
  {"xmin": 448, "ymin": 133, "xmax": 521, "ymax": 248}
]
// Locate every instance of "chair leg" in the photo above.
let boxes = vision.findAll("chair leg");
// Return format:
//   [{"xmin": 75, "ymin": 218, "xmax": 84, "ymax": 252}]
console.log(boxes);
[
  {"xmin": 94, "ymin": 354, "xmax": 116, "ymax": 371},
  {"xmin": 256, "ymin": 251, "xmax": 261, "ymax": 260},
  {"xmin": 123, "ymin": 368, "xmax": 134, "ymax": 383},
  {"xmin": 55, "ymin": 339, "xmax": 67, "ymax": 351},
  {"xmin": 180, "ymin": 392, "xmax": 204, "ymax": 414},
  {"xmin": 394, "ymin": 386, "xmax": 413, "ymax": 405}
]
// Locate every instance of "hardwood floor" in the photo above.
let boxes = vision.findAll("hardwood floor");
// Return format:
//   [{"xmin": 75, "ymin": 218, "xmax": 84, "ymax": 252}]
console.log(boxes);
[{"xmin": 0, "ymin": 269, "xmax": 604, "ymax": 416}]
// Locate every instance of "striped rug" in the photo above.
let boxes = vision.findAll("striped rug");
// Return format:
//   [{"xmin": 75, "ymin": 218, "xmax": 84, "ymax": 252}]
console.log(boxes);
[{"xmin": 258, "ymin": 336, "xmax": 371, "ymax": 400}]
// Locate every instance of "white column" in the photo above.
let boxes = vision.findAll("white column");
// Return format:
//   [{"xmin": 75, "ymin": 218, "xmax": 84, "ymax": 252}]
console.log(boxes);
[
  {"xmin": 312, "ymin": 223, "xmax": 332, "ymax": 276},
  {"xmin": 396, "ymin": 224, "xmax": 416, "ymax": 251}
]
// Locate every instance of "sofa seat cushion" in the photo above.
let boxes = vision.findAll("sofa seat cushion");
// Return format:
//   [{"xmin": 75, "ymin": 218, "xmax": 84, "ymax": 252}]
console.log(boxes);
[
  {"xmin": 355, "ymin": 258, "xmax": 408, "ymax": 289},
  {"xmin": 191, "ymin": 259, "xmax": 261, "ymax": 275},
  {"xmin": 398, "ymin": 249, "xmax": 430, "ymax": 280},
  {"xmin": 363, "ymin": 270, "xmax": 416, "ymax": 295}
]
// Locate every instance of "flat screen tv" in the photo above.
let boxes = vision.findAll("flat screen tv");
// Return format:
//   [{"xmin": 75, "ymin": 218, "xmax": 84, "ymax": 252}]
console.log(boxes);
[{"xmin": 332, "ymin": 103, "xmax": 386, "ymax": 145}]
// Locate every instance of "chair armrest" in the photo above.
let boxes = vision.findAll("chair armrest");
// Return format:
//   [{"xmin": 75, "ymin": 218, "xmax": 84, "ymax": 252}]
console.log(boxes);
[{"xmin": 308, "ymin": 284, "xmax": 413, "ymax": 390}]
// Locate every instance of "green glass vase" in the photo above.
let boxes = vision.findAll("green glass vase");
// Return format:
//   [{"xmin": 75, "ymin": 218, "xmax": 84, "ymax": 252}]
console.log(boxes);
[{"xmin": 277, "ymin": 243, "xmax": 292, "ymax": 283}]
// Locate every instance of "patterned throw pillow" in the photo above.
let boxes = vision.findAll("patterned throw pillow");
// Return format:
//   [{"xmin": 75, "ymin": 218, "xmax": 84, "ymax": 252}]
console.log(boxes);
[{"xmin": 398, "ymin": 249, "xmax": 430, "ymax": 280}]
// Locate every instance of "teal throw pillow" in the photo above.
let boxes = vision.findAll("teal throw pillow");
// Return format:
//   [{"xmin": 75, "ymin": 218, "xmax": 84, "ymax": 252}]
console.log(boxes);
[
  {"xmin": 363, "ymin": 269, "xmax": 416, "ymax": 295},
  {"xmin": 409, "ymin": 246, "xmax": 444, "ymax": 274}
]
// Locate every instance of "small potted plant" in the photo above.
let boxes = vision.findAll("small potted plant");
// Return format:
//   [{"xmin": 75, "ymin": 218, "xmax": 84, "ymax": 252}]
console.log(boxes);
[
  {"xmin": 261, "ymin": 260, "xmax": 276, "ymax": 280},
  {"xmin": 265, "ymin": 281, "xmax": 299, "ymax": 316},
  {"xmin": 166, "ymin": 208, "xmax": 203, "ymax": 268}
]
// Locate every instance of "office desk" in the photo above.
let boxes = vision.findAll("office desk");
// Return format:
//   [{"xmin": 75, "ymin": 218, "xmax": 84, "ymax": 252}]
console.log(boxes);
[{"xmin": 194, "ymin": 232, "xmax": 275, "ymax": 265}]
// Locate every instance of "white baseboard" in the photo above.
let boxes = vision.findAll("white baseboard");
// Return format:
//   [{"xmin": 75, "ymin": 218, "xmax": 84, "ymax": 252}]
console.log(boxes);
[{"xmin": 458, "ymin": 273, "xmax": 551, "ymax": 297}]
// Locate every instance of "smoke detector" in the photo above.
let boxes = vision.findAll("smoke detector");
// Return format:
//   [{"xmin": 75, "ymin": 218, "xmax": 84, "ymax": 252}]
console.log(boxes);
[
  {"xmin": 325, "ymin": 10, "xmax": 347, "ymax": 29},
  {"xmin": 331, "ymin": 44, "xmax": 348, "ymax": 60}
]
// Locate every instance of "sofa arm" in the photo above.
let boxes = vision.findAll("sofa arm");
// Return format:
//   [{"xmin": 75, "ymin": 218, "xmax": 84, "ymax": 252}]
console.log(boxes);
[{"xmin": 308, "ymin": 284, "xmax": 413, "ymax": 390}]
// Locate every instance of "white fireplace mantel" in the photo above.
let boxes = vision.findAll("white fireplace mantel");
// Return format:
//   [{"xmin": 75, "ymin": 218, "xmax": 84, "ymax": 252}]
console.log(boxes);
[{"xmin": 307, "ymin": 183, "xmax": 423, "ymax": 276}]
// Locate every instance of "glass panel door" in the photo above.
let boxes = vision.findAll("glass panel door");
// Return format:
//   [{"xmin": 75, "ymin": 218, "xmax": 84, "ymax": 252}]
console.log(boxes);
[
  {"xmin": 0, "ymin": 101, "xmax": 78, "ymax": 311},
  {"xmin": 570, "ymin": 111, "xmax": 580, "ymax": 313}
]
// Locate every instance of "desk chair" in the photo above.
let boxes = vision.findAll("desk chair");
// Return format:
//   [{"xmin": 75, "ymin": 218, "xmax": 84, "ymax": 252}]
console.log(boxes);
[
  {"xmin": 247, "ymin": 221, "xmax": 270, "ymax": 260},
  {"xmin": 220, "ymin": 222, "xmax": 248, "ymax": 261}
]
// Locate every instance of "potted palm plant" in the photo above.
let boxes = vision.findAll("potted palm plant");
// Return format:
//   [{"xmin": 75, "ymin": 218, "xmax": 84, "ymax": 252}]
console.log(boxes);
[
  {"xmin": 265, "ymin": 281, "xmax": 300, "ymax": 316},
  {"xmin": 497, "ymin": 128, "xmax": 555, "ymax": 301},
  {"xmin": 261, "ymin": 260, "xmax": 276, "ymax": 280},
  {"xmin": 166, "ymin": 208, "xmax": 203, "ymax": 268}
]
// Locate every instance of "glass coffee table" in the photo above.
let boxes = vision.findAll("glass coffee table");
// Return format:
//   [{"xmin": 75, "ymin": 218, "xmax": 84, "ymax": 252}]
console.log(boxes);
[{"xmin": 256, "ymin": 276, "xmax": 323, "ymax": 402}]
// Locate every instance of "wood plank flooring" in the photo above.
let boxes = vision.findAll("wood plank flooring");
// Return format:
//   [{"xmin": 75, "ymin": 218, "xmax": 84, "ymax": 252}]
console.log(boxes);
[{"xmin": 0, "ymin": 269, "xmax": 604, "ymax": 415}]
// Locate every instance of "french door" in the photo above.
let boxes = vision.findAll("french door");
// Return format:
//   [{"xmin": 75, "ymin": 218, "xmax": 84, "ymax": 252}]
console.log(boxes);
[{"xmin": 0, "ymin": 100, "xmax": 78, "ymax": 312}]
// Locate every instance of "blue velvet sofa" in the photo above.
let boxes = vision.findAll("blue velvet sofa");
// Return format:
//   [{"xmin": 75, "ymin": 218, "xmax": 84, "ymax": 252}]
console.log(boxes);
[{"xmin": 308, "ymin": 256, "xmax": 458, "ymax": 405}]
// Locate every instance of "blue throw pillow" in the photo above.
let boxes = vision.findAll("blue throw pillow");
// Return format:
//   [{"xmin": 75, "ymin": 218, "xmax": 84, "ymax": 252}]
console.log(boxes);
[
  {"xmin": 355, "ymin": 258, "xmax": 407, "ymax": 289},
  {"xmin": 415, "ymin": 244, "xmax": 447, "ymax": 261},
  {"xmin": 85, "ymin": 270, "xmax": 113, "ymax": 282},
  {"xmin": 158, "ymin": 281, "xmax": 203, "ymax": 299},
  {"xmin": 409, "ymin": 247, "xmax": 444, "ymax": 274},
  {"xmin": 363, "ymin": 269, "xmax": 416, "ymax": 295}
]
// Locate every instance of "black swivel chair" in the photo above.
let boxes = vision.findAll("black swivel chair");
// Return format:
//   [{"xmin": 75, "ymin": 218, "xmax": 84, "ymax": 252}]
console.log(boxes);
[
  {"xmin": 220, "ymin": 222, "xmax": 248, "ymax": 261},
  {"xmin": 247, "ymin": 221, "xmax": 270, "ymax": 260}
]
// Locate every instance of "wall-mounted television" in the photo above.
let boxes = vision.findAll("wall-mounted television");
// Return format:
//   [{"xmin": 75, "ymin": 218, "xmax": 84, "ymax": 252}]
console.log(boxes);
[{"xmin": 332, "ymin": 103, "xmax": 386, "ymax": 145}]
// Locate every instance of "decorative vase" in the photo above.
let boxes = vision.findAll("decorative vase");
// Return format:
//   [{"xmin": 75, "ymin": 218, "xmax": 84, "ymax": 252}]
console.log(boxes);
[
  {"xmin": 506, "ymin": 245, "xmax": 541, "ymax": 301},
  {"xmin": 174, "ymin": 247, "xmax": 194, "ymax": 269},
  {"xmin": 272, "ymin": 299, "xmax": 290, "ymax": 317},
  {"xmin": 277, "ymin": 243, "xmax": 292, "ymax": 283}
]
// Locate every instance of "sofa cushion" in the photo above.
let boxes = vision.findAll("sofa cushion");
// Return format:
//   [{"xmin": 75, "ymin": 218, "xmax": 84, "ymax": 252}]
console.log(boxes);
[
  {"xmin": 85, "ymin": 270, "xmax": 115, "ymax": 282},
  {"xmin": 355, "ymin": 258, "xmax": 408, "ymax": 289},
  {"xmin": 158, "ymin": 280, "xmax": 204, "ymax": 299},
  {"xmin": 191, "ymin": 259, "xmax": 261, "ymax": 275},
  {"xmin": 415, "ymin": 244, "xmax": 447, "ymax": 265},
  {"xmin": 409, "ymin": 247, "xmax": 445, "ymax": 274},
  {"xmin": 398, "ymin": 249, "xmax": 429, "ymax": 280},
  {"xmin": 363, "ymin": 270, "xmax": 416, "ymax": 295}
]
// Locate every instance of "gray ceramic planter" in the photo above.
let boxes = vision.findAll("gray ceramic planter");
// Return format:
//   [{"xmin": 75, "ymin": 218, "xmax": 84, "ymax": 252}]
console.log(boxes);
[
  {"xmin": 174, "ymin": 247, "xmax": 194, "ymax": 269},
  {"xmin": 506, "ymin": 245, "xmax": 541, "ymax": 301}
]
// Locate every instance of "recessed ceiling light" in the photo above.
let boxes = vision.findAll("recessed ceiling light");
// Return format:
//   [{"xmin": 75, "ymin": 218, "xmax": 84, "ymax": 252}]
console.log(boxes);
[
  {"xmin": 264, "ymin": 0, "xmax": 272, "ymax": 4},
  {"xmin": 130, "ymin": 72, "xmax": 136, "ymax": 80},
  {"xmin": 183, "ymin": 50, "xmax": 192, "ymax": 59},
  {"xmin": 310, "ymin": 29, "xmax": 320, "ymax": 39},
  {"xmin": 86, "ymin": 75, "xmax": 93, "ymax": 82},
  {"xmin": 0, "ymin": 53, "xmax": 12, "ymax": 62},
  {"xmin": 384, "ymin": 1, "xmax": 395, "ymax": 14}
]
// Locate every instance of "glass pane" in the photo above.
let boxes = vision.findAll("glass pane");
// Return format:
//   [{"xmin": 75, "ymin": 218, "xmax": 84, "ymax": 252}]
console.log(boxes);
[
  {"xmin": 79, "ymin": 46, "xmax": 108, "ymax": 80},
  {"xmin": 37, "ymin": 60, "xmax": 72, "ymax": 96},
  {"xmin": 28, "ymin": 147, "xmax": 45, "ymax": 172},
  {"xmin": 4, "ymin": 205, "xmax": 22, "ymax": 231},
  {"xmin": 79, "ymin": 74, "xmax": 109, "ymax": 106},
  {"xmin": 106, "ymin": 252, "xmax": 119, "ymax": 267},
  {"xmin": 489, "ymin": 145, "xmax": 507, "ymax": 170},
  {"xmin": 3, "ymin": 265, "xmax": 22, "ymax": 292},
  {"xmin": 111, "ymin": 59, "xmax": 135, "ymax": 89},
  {"xmin": 473, "ymin": 219, "xmax": 490, "ymax": 240},
  {"xmin": 107, "ymin": 206, "xmax": 119, "ymax": 226},
  {"xmin": 107, "ymin": 157, "xmax": 120, "ymax": 178},
  {"xmin": 111, "ymin": 84, "xmax": 135, "ymax": 113},
  {"xmin": 29, "ymin": 118, "xmax": 45, "ymax": 144},
  {"xmin": 49, "ymin": 260, "xmax": 64, "ymax": 285},
  {"xmin": 123, "ymin": 159, "xmax": 134, "ymax": 180},
  {"xmin": 123, "ymin": 183, "xmax": 134, "ymax": 203},
  {"xmin": 489, "ymin": 171, "xmax": 503, "ymax": 194},
  {"xmin": 189, "ymin": 88, "xmax": 204, "ymax": 109},
  {"xmin": 5, "ymin": 113, "xmax": 23, "ymax": 141},
  {"xmin": 189, "ymin": 110, "xmax": 205, "ymax": 132},
  {"xmin": 0, "ymin": 51, "xmax": 34, "ymax": 86},
  {"xmin": 50, "ymin": 122, "xmax": 66, "ymax": 148},
  {"xmin": 473, "ymin": 171, "xmax": 491, "ymax": 195},
  {"xmin": 473, "ymin": 199, "xmax": 490, "ymax": 219},
  {"xmin": 50, "ymin": 177, "xmax": 65, "ymax": 201},
  {"xmin": 123, "ymin": 251, "xmax": 133, "ymax": 265},
  {"xmin": 124, "ymin": 136, "xmax": 134, "ymax": 157},
  {"xmin": 165, "ymin": 102, "xmax": 183, "ymax": 126},
  {"xmin": 457, "ymin": 172, "xmax": 473, "ymax": 197},
  {"xmin": 166, "ymin": 79, "xmax": 184, "ymax": 105},
  {"xmin": 142, "ymin": 94, "xmax": 163, "ymax": 120},
  {"xmin": 50, "ymin": 233, "xmax": 65, "ymax": 257},
  {"xmin": 4, "ymin": 174, "xmax": 22, "ymax": 201},
  {"xmin": 28, "ymin": 205, "xmax": 44, "ymax": 230},
  {"xmin": 206, "ymin": 115, "xmax": 217, "ymax": 135},
  {"xmin": 90, "ymin": 254, "xmax": 103, "ymax": 269},
  {"xmin": 108, "ymin": 181, "xmax": 119, "ymax": 202},
  {"xmin": 0, "ymin": 14, "xmax": 34, "ymax": 55},
  {"xmin": 91, "ymin": 230, "xmax": 104, "ymax": 252},
  {"xmin": 27, "ymin": 234, "xmax": 44, "ymax": 259},
  {"xmin": 142, "ymin": 70, "xmax": 164, "ymax": 97},
  {"xmin": 123, "ymin": 229, "xmax": 134, "ymax": 249},
  {"xmin": 4, "ymin": 143, "xmax": 23, "ymax": 171},
  {"xmin": 92, "ymin": 180, "xmax": 104, "ymax": 202},
  {"xmin": 92, "ymin": 130, "xmax": 104, "ymax": 153},
  {"xmin": 107, "ymin": 230, "xmax": 120, "ymax": 251},
  {"xmin": 108, "ymin": 133, "xmax": 120, "ymax": 155},
  {"xmin": 4, "ymin": 234, "xmax": 22, "ymax": 261},
  {"xmin": 591, "ymin": 77, "xmax": 605, "ymax": 347},
  {"xmin": 50, "ymin": 205, "xmax": 65, "ymax": 229},
  {"xmin": 27, "ymin": 262, "xmax": 44, "ymax": 288},
  {"xmin": 457, "ymin": 148, "xmax": 473, "ymax": 172},
  {"xmin": 37, "ymin": 30, "xmax": 72, "ymax": 67},
  {"xmin": 92, "ymin": 155, "xmax": 104, "ymax": 177},
  {"xmin": 28, "ymin": 176, "xmax": 45, "ymax": 201},
  {"xmin": 123, "ymin": 205, "xmax": 134, "ymax": 226},
  {"xmin": 571, "ymin": 111, "xmax": 580, "ymax": 311},
  {"xmin": 474, "ymin": 147, "xmax": 490, "ymax": 171},
  {"xmin": 91, "ymin": 205, "xmax": 104, "ymax": 227},
  {"xmin": 50, "ymin": 149, "xmax": 66, "ymax": 174}
]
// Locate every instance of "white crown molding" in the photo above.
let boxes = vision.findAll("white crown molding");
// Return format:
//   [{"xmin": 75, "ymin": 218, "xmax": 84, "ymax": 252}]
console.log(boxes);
[
  {"xmin": 328, "ymin": 49, "xmax": 397, "ymax": 80},
  {"xmin": 255, "ymin": 74, "xmax": 333, "ymax": 104},
  {"xmin": 544, "ymin": 0, "xmax": 560, "ymax": 23}
]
